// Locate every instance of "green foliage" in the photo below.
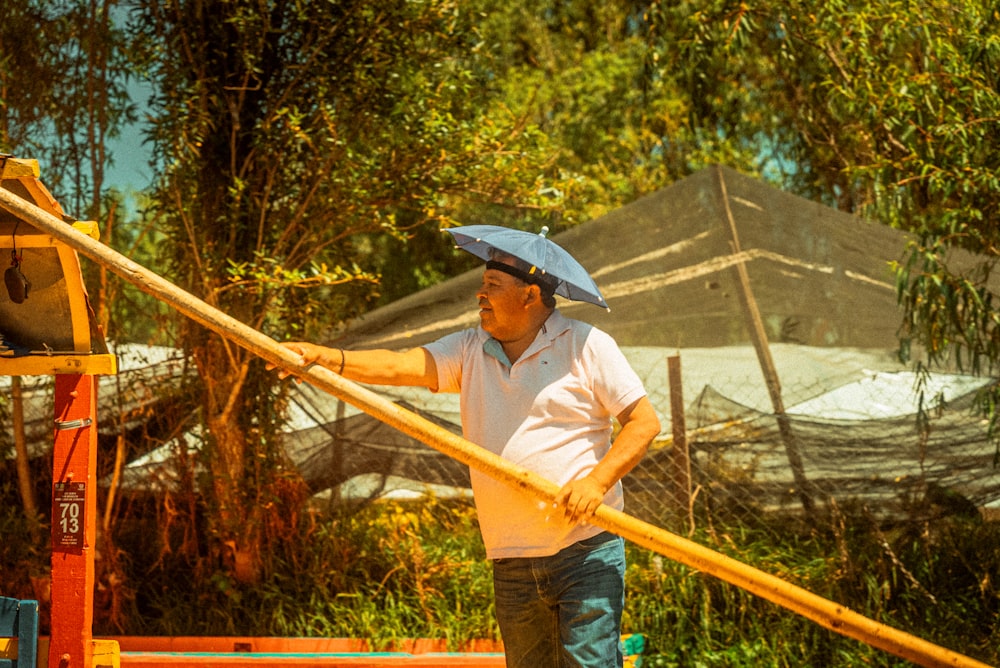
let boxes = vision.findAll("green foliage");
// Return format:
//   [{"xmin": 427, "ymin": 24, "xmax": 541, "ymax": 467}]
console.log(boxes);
[
  {"xmin": 127, "ymin": 0, "xmax": 574, "ymax": 334},
  {"xmin": 112, "ymin": 498, "xmax": 499, "ymax": 646},
  {"xmin": 648, "ymin": 0, "xmax": 1000, "ymax": 435},
  {"xmin": 0, "ymin": 479, "xmax": 47, "ymax": 598},
  {"xmin": 0, "ymin": 0, "xmax": 135, "ymax": 215},
  {"xmin": 473, "ymin": 0, "xmax": 753, "ymax": 221},
  {"xmin": 626, "ymin": 512, "xmax": 999, "ymax": 667},
  {"xmin": 650, "ymin": 0, "xmax": 1000, "ymax": 215}
]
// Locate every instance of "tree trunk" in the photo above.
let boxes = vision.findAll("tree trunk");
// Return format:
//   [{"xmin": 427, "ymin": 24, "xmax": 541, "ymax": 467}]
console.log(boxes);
[
  {"xmin": 12, "ymin": 377, "xmax": 40, "ymax": 533},
  {"xmin": 194, "ymin": 332, "xmax": 263, "ymax": 583}
]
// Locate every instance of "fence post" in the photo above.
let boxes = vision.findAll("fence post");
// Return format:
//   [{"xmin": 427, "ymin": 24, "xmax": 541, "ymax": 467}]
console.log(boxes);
[{"xmin": 667, "ymin": 355, "xmax": 693, "ymax": 530}]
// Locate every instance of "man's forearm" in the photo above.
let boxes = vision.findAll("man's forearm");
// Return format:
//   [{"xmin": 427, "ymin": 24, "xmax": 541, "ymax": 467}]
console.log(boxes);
[
  {"xmin": 278, "ymin": 342, "xmax": 438, "ymax": 389},
  {"xmin": 340, "ymin": 347, "xmax": 438, "ymax": 388},
  {"xmin": 588, "ymin": 396, "xmax": 661, "ymax": 492}
]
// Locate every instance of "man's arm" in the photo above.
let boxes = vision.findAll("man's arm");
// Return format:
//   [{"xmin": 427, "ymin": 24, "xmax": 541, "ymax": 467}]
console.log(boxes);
[
  {"xmin": 273, "ymin": 342, "xmax": 438, "ymax": 390},
  {"xmin": 554, "ymin": 395, "xmax": 661, "ymax": 524}
]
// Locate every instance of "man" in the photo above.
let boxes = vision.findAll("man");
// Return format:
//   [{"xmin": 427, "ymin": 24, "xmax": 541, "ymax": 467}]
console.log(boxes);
[{"xmin": 273, "ymin": 249, "xmax": 660, "ymax": 668}]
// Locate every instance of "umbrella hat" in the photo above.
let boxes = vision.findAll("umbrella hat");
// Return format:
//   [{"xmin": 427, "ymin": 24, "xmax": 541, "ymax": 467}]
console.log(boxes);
[{"xmin": 443, "ymin": 224, "xmax": 608, "ymax": 309}]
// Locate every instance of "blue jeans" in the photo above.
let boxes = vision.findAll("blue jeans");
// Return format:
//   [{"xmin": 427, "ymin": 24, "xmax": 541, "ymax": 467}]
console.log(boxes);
[{"xmin": 492, "ymin": 532, "xmax": 626, "ymax": 668}]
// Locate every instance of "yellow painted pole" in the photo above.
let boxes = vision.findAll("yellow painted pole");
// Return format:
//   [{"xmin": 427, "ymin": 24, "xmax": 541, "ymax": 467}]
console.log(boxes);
[{"xmin": 0, "ymin": 187, "xmax": 990, "ymax": 668}]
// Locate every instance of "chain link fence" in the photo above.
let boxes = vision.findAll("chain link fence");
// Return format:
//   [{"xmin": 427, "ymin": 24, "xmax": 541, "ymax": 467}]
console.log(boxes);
[{"xmin": 274, "ymin": 342, "xmax": 1000, "ymax": 533}]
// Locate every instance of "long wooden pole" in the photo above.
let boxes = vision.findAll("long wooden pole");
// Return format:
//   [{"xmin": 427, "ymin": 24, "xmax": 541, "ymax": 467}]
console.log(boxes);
[
  {"xmin": 713, "ymin": 165, "xmax": 817, "ymax": 515},
  {"xmin": 0, "ymin": 187, "xmax": 989, "ymax": 668}
]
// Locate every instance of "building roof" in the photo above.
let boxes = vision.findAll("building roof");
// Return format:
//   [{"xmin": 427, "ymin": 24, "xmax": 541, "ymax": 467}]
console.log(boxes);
[{"xmin": 336, "ymin": 165, "xmax": 911, "ymax": 352}]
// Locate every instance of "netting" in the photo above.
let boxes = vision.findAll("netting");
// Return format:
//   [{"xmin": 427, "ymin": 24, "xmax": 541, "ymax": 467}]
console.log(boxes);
[
  {"xmin": 271, "ymin": 346, "xmax": 1000, "ymax": 528},
  {"xmin": 8, "ymin": 340, "xmax": 998, "ymax": 536},
  {"xmin": 0, "ymin": 344, "xmax": 189, "ymax": 463}
]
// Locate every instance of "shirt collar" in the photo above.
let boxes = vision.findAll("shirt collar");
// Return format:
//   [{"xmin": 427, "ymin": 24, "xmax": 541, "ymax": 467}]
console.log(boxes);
[{"xmin": 480, "ymin": 309, "xmax": 569, "ymax": 367}]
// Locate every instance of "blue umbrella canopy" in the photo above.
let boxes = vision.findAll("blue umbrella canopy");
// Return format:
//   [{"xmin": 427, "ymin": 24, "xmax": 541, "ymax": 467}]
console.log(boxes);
[{"xmin": 443, "ymin": 224, "xmax": 608, "ymax": 309}]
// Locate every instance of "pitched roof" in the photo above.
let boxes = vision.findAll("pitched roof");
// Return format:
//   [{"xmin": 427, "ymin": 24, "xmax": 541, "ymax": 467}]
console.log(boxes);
[{"xmin": 337, "ymin": 165, "xmax": 910, "ymax": 351}]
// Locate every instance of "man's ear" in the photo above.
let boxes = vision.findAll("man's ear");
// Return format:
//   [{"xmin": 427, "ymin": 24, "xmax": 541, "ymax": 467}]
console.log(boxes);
[{"xmin": 523, "ymin": 283, "xmax": 542, "ymax": 306}]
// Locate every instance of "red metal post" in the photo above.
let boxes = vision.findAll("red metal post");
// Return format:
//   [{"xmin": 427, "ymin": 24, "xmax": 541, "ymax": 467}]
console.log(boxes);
[{"xmin": 49, "ymin": 373, "xmax": 98, "ymax": 668}]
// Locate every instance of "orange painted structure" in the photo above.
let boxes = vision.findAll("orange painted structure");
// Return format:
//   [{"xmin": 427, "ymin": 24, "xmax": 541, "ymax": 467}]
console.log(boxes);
[
  {"xmin": 1, "ymin": 157, "xmax": 118, "ymax": 668},
  {"xmin": 50, "ymin": 374, "xmax": 104, "ymax": 668},
  {"xmin": 33, "ymin": 638, "xmax": 506, "ymax": 667}
]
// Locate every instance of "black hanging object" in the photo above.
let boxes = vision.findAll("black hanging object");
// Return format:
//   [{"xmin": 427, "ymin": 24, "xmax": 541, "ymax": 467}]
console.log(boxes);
[{"xmin": 5, "ymin": 248, "xmax": 30, "ymax": 304}]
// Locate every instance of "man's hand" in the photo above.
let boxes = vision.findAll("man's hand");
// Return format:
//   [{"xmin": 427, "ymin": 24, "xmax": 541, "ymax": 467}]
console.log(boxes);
[
  {"xmin": 266, "ymin": 341, "xmax": 325, "ymax": 379},
  {"xmin": 553, "ymin": 476, "xmax": 607, "ymax": 525}
]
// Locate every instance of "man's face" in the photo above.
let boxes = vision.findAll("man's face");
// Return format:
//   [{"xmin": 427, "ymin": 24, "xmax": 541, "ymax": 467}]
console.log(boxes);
[{"xmin": 477, "ymin": 268, "xmax": 530, "ymax": 340}]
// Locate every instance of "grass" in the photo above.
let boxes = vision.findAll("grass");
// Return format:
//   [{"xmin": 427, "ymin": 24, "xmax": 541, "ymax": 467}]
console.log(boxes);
[
  {"xmin": 112, "ymin": 496, "xmax": 500, "ymax": 646},
  {"xmin": 1, "ymin": 481, "xmax": 997, "ymax": 665}
]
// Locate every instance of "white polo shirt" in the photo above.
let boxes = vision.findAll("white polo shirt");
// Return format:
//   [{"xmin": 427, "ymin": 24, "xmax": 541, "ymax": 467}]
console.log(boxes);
[{"xmin": 424, "ymin": 310, "xmax": 647, "ymax": 559}]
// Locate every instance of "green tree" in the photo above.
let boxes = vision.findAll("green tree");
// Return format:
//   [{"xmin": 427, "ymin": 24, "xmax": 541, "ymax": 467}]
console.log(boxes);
[
  {"xmin": 128, "ymin": 0, "xmax": 575, "ymax": 582},
  {"xmin": 0, "ymin": 0, "xmax": 134, "ymax": 218},
  {"xmin": 473, "ymin": 0, "xmax": 751, "ymax": 221},
  {"xmin": 649, "ymin": 0, "xmax": 1000, "ymax": 420}
]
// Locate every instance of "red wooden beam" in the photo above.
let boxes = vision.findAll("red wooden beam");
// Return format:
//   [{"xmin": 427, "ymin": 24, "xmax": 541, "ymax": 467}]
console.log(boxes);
[{"xmin": 49, "ymin": 374, "xmax": 99, "ymax": 668}]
